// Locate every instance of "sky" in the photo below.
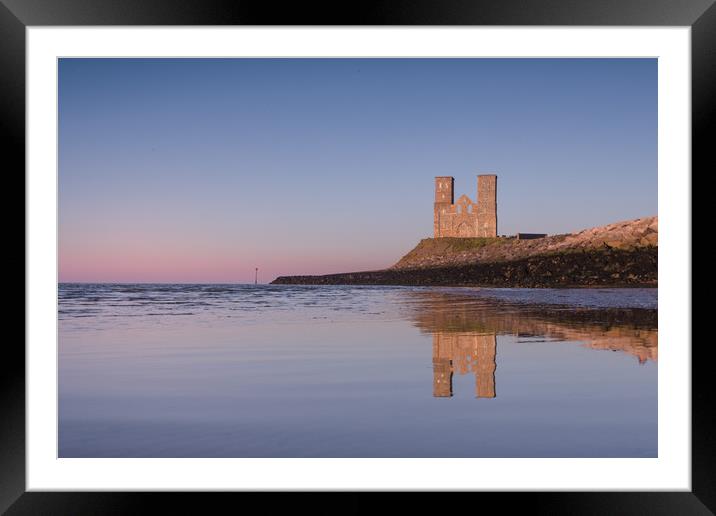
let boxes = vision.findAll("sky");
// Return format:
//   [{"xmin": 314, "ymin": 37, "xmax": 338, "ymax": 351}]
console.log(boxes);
[{"xmin": 59, "ymin": 58, "xmax": 657, "ymax": 283}]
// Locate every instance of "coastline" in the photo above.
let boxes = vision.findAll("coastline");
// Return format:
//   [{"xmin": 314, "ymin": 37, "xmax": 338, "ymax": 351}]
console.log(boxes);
[{"xmin": 271, "ymin": 247, "xmax": 657, "ymax": 289}]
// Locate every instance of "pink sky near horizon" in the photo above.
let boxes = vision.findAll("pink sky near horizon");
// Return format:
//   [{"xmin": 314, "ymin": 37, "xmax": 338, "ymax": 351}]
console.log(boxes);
[{"xmin": 59, "ymin": 248, "xmax": 394, "ymax": 284}]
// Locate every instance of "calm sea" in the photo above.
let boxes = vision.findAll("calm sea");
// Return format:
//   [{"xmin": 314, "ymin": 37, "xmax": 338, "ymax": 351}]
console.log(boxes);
[{"xmin": 59, "ymin": 284, "xmax": 657, "ymax": 458}]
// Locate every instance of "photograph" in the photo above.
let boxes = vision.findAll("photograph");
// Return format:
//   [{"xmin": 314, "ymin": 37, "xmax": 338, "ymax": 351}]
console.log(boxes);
[
  {"xmin": 4, "ymin": 0, "xmax": 709, "ymax": 508},
  {"xmin": 58, "ymin": 57, "xmax": 658, "ymax": 458}
]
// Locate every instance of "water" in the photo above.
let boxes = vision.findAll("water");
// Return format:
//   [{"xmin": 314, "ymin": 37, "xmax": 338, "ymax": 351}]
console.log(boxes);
[{"xmin": 59, "ymin": 284, "xmax": 657, "ymax": 458}]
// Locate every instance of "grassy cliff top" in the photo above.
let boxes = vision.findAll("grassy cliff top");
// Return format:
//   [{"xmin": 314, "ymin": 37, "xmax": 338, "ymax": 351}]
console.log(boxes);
[
  {"xmin": 391, "ymin": 216, "xmax": 657, "ymax": 270},
  {"xmin": 393, "ymin": 237, "xmax": 509, "ymax": 266}
]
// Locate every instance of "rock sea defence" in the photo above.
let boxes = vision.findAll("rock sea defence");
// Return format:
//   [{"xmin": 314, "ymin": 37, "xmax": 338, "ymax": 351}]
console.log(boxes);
[{"xmin": 271, "ymin": 216, "xmax": 658, "ymax": 288}]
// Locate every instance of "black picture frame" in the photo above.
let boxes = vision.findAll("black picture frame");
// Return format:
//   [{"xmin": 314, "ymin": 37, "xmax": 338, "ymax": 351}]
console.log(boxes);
[{"xmin": 3, "ymin": 0, "xmax": 708, "ymax": 514}]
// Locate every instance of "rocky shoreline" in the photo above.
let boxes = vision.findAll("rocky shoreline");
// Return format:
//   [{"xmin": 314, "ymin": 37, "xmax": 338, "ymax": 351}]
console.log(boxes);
[{"xmin": 271, "ymin": 246, "xmax": 657, "ymax": 288}]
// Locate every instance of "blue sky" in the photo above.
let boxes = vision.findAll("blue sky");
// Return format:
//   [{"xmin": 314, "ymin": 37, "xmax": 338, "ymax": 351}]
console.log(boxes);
[{"xmin": 59, "ymin": 58, "xmax": 657, "ymax": 282}]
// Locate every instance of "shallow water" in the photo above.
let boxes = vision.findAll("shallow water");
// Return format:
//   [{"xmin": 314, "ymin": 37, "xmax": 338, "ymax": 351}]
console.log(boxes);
[{"xmin": 59, "ymin": 284, "xmax": 657, "ymax": 457}]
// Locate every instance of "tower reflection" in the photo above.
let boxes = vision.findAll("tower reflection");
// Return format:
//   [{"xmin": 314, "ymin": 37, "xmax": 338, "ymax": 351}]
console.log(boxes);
[
  {"xmin": 433, "ymin": 332, "xmax": 496, "ymax": 398},
  {"xmin": 405, "ymin": 291, "xmax": 657, "ymax": 400}
]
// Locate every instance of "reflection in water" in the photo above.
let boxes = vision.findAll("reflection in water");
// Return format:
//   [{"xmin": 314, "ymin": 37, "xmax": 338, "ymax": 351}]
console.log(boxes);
[
  {"xmin": 433, "ymin": 333, "xmax": 496, "ymax": 398},
  {"xmin": 408, "ymin": 290, "xmax": 657, "ymax": 399},
  {"xmin": 59, "ymin": 284, "xmax": 658, "ymax": 457}
]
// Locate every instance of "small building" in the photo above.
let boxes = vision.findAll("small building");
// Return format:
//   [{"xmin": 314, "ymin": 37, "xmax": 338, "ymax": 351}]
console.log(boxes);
[{"xmin": 517, "ymin": 233, "xmax": 547, "ymax": 240}]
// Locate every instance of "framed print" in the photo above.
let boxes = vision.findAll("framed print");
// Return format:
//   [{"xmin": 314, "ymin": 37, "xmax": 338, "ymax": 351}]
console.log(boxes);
[{"xmin": 4, "ymin": 0, "xmax": 710, "ymax": 513}]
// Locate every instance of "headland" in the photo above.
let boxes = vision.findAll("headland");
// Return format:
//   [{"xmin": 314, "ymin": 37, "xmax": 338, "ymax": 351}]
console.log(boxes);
[{"xmin": 271, "ymin": 216, "xmax": 657, "ymax": 288}]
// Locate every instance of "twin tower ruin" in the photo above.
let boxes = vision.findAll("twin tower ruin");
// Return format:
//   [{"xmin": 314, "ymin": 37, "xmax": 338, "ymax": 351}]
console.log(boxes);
[{"xmin": 434, "ymin": 174, "xmax": 497, "ymax": 238}]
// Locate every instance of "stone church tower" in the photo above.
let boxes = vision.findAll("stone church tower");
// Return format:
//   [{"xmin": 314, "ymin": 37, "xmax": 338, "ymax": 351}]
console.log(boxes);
[{"xmin": 434, "ymin": 174, "xmax": 497, "ymax": 238}]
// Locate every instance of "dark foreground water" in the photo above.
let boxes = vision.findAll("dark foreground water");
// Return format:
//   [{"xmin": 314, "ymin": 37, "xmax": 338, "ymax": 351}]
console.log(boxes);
[{"xmin": 59, "ymin": 284, "xmax": 657, "ymax": 458}]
